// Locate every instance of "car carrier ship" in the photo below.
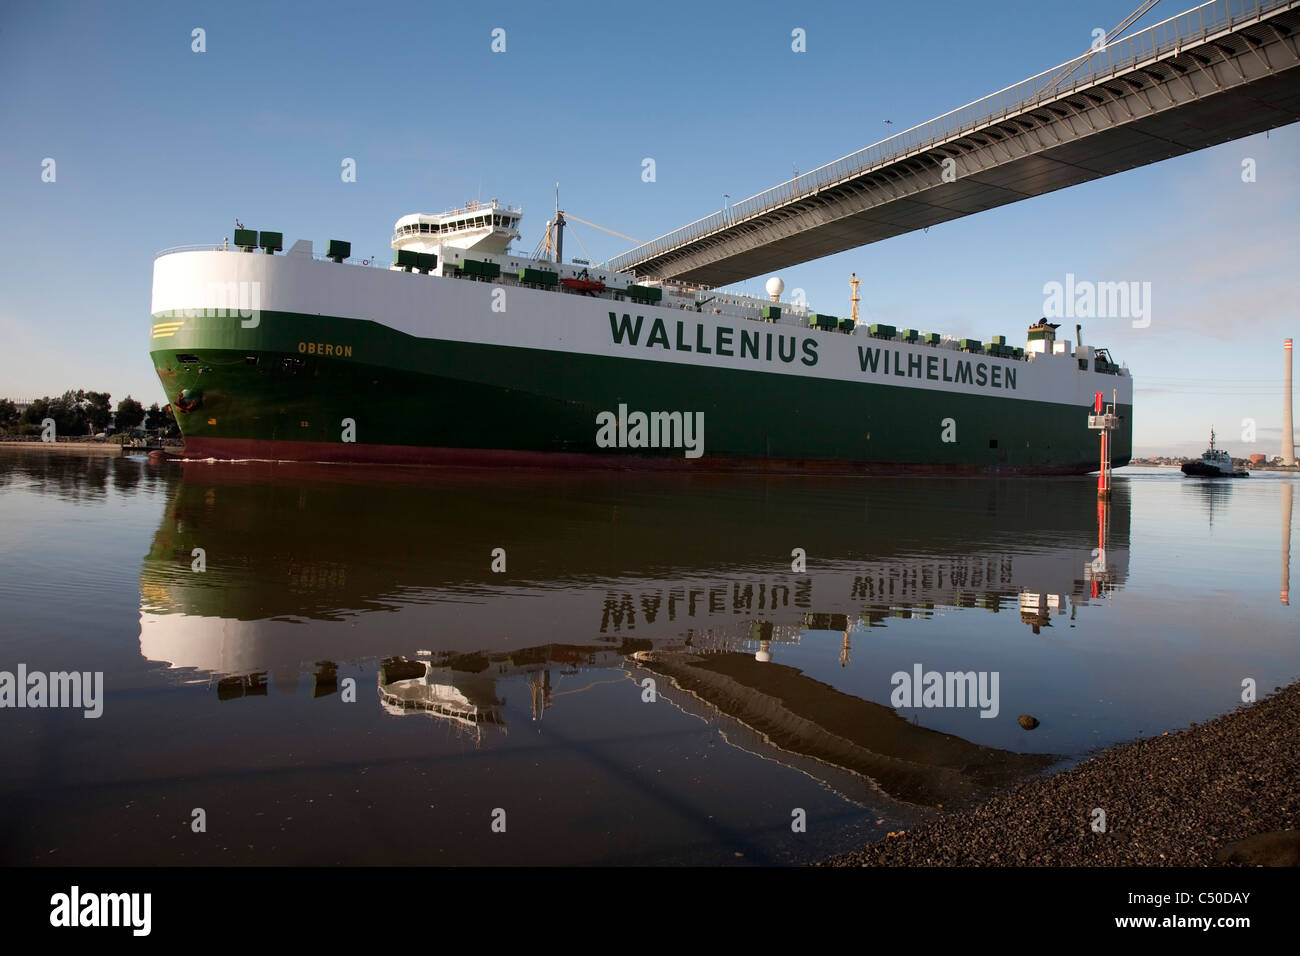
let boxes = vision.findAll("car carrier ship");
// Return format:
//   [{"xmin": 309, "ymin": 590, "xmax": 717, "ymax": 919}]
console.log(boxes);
[{"xmin": 149, "ymin": 199, "xmax": 1132, "ymax": 472}]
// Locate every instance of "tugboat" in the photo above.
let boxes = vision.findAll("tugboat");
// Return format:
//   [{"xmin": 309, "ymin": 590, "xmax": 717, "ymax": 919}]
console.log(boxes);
[{"xmin": 1181, "ymin": 428, "xmax": 1249, "ymax": 478}]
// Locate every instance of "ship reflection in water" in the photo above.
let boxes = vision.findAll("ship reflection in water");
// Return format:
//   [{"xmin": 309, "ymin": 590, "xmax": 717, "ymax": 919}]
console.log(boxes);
[
  {"xmin": 8, "ymin": 452, "xmax": 1296, "ymax": 865},
  {"xmin": 137, "ymin": 463, "xmax": 1130, "ymax": 826}
]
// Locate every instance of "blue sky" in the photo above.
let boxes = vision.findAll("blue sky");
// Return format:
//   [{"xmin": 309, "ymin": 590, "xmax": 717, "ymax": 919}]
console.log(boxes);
[{"xmin": 1, "ymin": 0, "xmax": 1296, "ymax": 457}]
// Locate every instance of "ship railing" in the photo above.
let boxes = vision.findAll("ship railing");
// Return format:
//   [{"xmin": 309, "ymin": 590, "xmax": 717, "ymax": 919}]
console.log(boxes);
[
  {"xmin": 609, "ymin": 0, "xmax": 1288, "ymax": 271},
  {"xmin": 451, "ymin": 265, "xmax": 813, "ymax": 315},
  {"xmin": 154, "ymin": 243, "xmax": 227, "ymax": 258},
  {"xmin": 311, "ymin": 253, "xmax": 386, "ymax": 266},
  {"xmin": 417, "ymin": 202, "xmax": 523, "ymax": 219},
  {"xmin": 154, "ymin": 243, "xmax": 389, "ymax": 267}
]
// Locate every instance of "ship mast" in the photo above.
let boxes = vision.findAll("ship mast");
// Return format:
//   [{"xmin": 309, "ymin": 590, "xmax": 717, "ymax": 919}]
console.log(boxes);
[{"xmin": 553, "ymin": 183, "xmax": 564, "ymax": 265}]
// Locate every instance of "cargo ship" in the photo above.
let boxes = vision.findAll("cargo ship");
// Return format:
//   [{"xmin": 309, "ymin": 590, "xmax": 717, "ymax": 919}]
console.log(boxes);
[{"xmin": 149, "ymin": 200, "xmax": 1133, "ymax": 472}]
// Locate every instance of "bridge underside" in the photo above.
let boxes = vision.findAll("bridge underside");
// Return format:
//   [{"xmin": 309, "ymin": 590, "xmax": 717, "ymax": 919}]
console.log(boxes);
[{"xmin": 624, "ymin": 8, "xmax": 1300, "ymax": 286}]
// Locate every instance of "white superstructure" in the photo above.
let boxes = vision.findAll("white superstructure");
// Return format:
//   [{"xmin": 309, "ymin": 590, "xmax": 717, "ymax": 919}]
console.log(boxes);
[
  {"xmin": 389, "ymin": 200, "xmax": 812, "ymax": 327},
  {"xmin": 393, "ymin": 199, "xmax": 522, "ymax": 255}
]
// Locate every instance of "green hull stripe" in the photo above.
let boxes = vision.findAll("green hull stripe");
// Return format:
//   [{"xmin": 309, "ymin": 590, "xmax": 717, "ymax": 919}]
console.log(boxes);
[{"xmin": 150, "ymin": 310, "xmax": 1132, "ymax": 467}]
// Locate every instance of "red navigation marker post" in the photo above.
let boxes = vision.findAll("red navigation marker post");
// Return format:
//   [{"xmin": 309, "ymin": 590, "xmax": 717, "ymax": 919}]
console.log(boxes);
[
  {"xmin": 1088, "ymin": 391, "xmax": 1118, "ymax": 500},
  {"xmin": 1091, "ymin": 496, "xmax": 1110, "ymax": 599}
]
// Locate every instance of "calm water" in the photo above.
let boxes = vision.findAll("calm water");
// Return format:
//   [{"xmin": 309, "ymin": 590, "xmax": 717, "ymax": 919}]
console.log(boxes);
[{"xmin": 0, "ymin": 451, "xmax": 1295, "ymax": 865}]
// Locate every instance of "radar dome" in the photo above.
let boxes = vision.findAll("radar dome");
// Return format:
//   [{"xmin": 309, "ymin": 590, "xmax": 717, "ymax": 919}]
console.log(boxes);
[{"xmin": 765, "ymin": 276, "xmax": 785, "ymax": 298}]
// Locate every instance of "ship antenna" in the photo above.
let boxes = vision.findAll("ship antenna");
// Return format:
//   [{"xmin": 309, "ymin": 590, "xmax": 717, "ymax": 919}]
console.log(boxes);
[{"xmin": 552, "ymin": 182, "xmax": 565, "ymax": 265}]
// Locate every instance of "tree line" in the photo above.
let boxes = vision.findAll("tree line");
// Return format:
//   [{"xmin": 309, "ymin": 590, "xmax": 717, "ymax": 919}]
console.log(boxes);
[{"xmin": 0, "ymin": 391, "xmax": 179, "ymax": 438}]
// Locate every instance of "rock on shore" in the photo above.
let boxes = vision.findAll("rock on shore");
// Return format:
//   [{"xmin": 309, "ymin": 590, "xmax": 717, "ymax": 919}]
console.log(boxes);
[{"xmin": 822, "ymin": 682, "xmax": 1300, "ymax": 866}]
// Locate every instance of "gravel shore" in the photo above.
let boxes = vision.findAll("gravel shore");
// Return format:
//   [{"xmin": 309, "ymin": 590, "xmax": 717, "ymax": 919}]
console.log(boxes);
[{"xmin": 822, "ymin": 682, "xmax": 1300, "ymax": 866}]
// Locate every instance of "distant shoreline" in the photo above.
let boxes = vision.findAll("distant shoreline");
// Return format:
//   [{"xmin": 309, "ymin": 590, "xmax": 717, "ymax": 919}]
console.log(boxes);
[
  {"xmin": 0, "ymin": 439, "xmax": 158, "ymax": 457},
  {"xmin": 1127, "ymin": 461, "xmax": 1299, "ymax": 473}
]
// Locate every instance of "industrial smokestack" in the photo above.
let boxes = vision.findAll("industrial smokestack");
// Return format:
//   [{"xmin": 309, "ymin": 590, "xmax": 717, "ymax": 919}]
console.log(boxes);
[{"xmin": 1285, "ymin": 338, "xmax": 1295, "ymax": 465}]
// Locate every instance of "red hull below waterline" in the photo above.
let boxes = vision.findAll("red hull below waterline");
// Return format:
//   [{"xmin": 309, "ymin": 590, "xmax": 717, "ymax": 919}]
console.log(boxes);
[{"xmin": 160, "ymin": 437, "xmax": 1099, "ymax": 476}]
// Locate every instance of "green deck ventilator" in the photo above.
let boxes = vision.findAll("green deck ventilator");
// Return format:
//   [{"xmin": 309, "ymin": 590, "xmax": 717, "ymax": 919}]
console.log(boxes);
[
  {"xmin": 627, "ymin": 284, "xmax": 663, "ymax": 303},
  {"xmin": 519, "ymin": 267, "xmax": 559, "ymax": 287}
]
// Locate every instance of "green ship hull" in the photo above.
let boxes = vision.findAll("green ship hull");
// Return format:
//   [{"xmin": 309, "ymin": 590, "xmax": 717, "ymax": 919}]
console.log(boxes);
[{"xmin": 150, "ymin": 308, "xmax": 1131, "ymax": 473}]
